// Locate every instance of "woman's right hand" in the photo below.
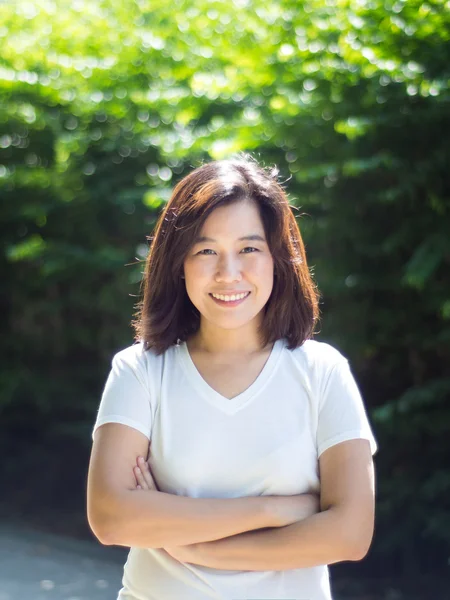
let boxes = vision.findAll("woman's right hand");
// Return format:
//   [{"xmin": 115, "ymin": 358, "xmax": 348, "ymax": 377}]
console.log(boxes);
[
  {"xmin": 266, "ymin": 492, "xmax": 320, "ymax": 527},
  {"xmin": 133, "ymin": 455, "xmax": 159, "ymax": 492}
]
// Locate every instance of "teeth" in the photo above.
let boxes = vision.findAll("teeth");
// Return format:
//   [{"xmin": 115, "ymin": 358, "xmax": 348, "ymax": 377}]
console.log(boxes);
[{"xmin": 211, "ymin": 292, "xmax": 249, "ymax": 302}]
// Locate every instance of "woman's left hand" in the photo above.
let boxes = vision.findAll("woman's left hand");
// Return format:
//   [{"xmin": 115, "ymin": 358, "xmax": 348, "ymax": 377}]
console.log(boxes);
[{"xmin": 132, "ymin": 456, "xmax": 202, "ymax": 564}]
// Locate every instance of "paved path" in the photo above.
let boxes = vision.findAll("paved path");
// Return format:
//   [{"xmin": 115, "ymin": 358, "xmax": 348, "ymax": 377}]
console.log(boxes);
[{"xmin": 0, "ymin": 521, "xmax": 127, "ymax": 600}]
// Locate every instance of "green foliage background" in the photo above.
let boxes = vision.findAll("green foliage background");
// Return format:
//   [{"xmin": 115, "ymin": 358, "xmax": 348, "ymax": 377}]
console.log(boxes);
[{"xmin": 1, "ymin": 0, "xmax": 449, "ymax": 589}]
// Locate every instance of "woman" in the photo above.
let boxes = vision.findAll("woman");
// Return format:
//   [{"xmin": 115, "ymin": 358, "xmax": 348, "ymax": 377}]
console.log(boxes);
[{"xmin": 87, "ymin": 154, "xmax": 377, "ymax": 600}]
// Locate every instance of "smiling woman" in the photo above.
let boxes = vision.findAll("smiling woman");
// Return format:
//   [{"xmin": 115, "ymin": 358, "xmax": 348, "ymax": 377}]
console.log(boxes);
[
  {"xmin": 87, "ymin": 152, "xmax": 378, "ymax": 600},
  {"xmin": 182, "ymin": 200, "xmax": 275, "ymax": 348},
  {"xmin": 132, "ymin": 154, "xmax": 320, "ymax": 355}
]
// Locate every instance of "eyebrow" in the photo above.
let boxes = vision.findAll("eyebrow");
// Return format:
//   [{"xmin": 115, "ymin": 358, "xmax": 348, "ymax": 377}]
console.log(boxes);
[{"xmin": 194, "ymin": 234, "xmax": 266, "ymax": 244}]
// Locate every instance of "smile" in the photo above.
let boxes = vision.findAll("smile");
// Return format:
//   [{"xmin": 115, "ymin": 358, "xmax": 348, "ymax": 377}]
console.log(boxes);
[{"xmin": 209, "ymin": 292, "xmax": 251, "ymax": 306}]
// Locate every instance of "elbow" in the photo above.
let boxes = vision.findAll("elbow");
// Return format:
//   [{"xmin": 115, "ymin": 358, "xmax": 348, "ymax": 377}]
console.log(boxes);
[
  {"xmin": 90, "ymin": 520, "xmax": 124, "ymax": 546},
  {"xmin": 87, "ymin": 504, "xmax": 121, "ymax": 546},
  {"xmin": 92, "ymin": 523, "xmax": 118, "ymax": 546},
  {"xmin": 335, "ymin": 507, "xmax": 374, "ymax": 562},
  {"xmin": 348, "ymin": 544, "xmax": 370, "ymax": 562},
  {"xmin": 94, "ymin": 530, "xmax": 116, "ymax": 546},
  {"xmin": 87, "ymin": 487, "xmax": 135, "ymax": 546},
  {"xmin": 98, "ymin": 532, "xmax": 119, "ymax": 546},
  {"xmin": 345, "ymin": 546, "xmax": 365, "ymax": 561},
  {"xmin": 88, "ymin": 516, "xmax": 115, "ymax": 546},
  {"xmin": 346, "ymin": 533, "xmax": 374, "ymax": 561}
]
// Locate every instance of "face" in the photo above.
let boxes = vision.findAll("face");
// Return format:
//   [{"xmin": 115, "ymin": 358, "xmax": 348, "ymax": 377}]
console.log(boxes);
[{"xmin": 183, "ymin": 200, "xmax": 274, "ymax": 333}]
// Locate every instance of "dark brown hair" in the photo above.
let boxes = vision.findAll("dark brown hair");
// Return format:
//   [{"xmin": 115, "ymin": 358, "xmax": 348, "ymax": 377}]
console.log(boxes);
[{"xmin": 132, "ymin": 153, "xmax": 321, "ymax": 354}]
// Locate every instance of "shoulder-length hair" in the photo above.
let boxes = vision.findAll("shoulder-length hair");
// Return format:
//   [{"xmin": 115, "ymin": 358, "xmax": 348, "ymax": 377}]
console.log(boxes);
[{"xmin": 132, "ymin": 153, "xmax": 321, "ymax": 354}]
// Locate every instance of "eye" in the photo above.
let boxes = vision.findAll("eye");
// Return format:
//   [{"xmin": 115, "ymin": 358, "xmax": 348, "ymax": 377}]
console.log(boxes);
[{"xmin": 195, "ymin": 247, "xmax": 259, "ymax": 256}]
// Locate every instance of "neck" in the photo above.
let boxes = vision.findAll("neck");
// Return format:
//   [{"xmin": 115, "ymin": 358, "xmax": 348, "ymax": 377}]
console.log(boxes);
[{"xmin": 188, "ymin": 317, "xmax": 268, "ymax": 356}]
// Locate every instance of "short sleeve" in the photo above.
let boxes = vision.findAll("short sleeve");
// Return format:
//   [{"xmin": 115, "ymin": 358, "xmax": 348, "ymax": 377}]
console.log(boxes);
[
  {"xmin": 92, "ymin": 346, "xmax": 152, "ymax": 441},
  {"xmin": 317, "ymin": 358, "xmax": 378, "ymax": 457}
]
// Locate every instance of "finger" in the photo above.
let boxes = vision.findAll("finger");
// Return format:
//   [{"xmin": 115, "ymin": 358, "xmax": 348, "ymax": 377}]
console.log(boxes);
[
  {"xmin": 132, "ymin": 461, "xmax": 141, "ymax": 486},
  {"xmin": 137, "ymin": 456, "xmax": 157, "ymax": 490},
  {"xmin": 134, "ymin": 466, "xmax": 150, "ymax": 490},
  {"xmin": 133, "ymin": 457, "xmax": 150, "ymax": 489},
  {"xmin": 133, "ymin": 467, "xmax": 140, "ymax": 487}
]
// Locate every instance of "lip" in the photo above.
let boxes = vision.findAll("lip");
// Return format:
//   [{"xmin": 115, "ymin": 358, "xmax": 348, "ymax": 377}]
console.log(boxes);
[
  {"xmin": 209, "ymin": 291, "xmax": 251, "ymax": 295},
  {"xmin": 209, "ymin": 291, "xmax": 251, "ymax": 307}
]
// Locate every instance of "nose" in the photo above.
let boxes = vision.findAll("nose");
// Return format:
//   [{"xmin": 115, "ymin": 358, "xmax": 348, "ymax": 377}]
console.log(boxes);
[{"xmin": 215, "ymin": 254, "xmax": 242, "ymax": 283}]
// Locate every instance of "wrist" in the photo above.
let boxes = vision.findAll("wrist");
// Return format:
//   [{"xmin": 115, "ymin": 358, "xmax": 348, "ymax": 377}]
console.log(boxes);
[
  {"xmin": 308, "ymin": 492, "xmax": 321, "ymax": 516},
  {"xmin": 195, "ymin": 540, "xmax": 219, "ymax": 568},
  {"xmin": 296, "ymin": 493, "xmax": 320, "ymax": 520},
  {"xmin": 260, "ymin": 495, "xmax": 281, "ymax": 527}
]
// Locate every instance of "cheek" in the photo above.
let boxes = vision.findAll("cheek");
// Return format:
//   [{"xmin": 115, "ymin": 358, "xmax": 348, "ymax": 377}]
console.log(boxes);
[
  {"xmin": 249, "ymin": 255, "xmax": 274, "ymax": 283},
  {"xmin": 184, "ymin": 261, "xmax": 212, "ymax": 297},
  {"xmin": 186, "ymin": 262, "xmax": 212, "ymax": 281}
]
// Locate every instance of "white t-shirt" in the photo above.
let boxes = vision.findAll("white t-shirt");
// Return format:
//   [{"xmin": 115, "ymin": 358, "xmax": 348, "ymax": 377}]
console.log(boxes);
[{"xmin": 92, "ymin": 337, "xmax": 378, "ymax": 600}]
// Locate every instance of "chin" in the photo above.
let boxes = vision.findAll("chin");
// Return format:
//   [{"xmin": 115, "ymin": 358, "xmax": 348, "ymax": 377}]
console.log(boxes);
[{"xmin": 207, "ymin": 311, "xmax": 262, "ymax": 330}]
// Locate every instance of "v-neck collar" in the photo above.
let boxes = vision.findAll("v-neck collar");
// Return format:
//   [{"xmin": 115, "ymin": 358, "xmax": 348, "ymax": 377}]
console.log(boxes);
[{"xmin": 177, "ymin": 338, "xmax": 284, "ymax": 414}]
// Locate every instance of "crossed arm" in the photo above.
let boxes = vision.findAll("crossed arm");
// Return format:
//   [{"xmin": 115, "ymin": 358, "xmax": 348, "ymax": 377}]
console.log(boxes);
[
  {"xmin": 88, "ymin": 424, "xmax": 375, "ymax": 571},
  {"xmin": 130, "ymin": 439, "xmax": 375, "ymax": 571}
]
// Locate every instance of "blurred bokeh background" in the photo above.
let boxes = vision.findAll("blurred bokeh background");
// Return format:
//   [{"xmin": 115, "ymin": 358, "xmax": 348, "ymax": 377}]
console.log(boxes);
[{"xmin": 1, "ymin": 0, "xmax": 449, "ymax": 598}]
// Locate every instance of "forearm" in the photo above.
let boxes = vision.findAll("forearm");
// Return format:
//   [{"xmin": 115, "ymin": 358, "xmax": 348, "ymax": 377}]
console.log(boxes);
[
  {"xmin": 99, "ymin": 489, "xmax": 270, "ymax": 549},
  {"xmin": 193, "ymin": 507, "xmax": 362, "ymax": 571}
]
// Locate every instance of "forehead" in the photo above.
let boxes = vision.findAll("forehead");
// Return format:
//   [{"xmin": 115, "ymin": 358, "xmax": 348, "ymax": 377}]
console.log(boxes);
[{"xmin": 199, "ymin": 200, "xmax": 265, "ymax": 236}]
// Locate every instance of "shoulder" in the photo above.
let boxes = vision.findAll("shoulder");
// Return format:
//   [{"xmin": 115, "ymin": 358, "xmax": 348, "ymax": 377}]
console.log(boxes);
[
  {"xmin": 283, "ymin": 338, "xmax": 347, "ymax": 373},
  {"xmin": 112, "ymin": 341, "xmax": 149, "ymax": 368},
  {"xmin": 110, "ymin": 341, "xmax": 171, "ymax": 377},
  {"xmin": 280, "ymin": 338, "xmax": 349, "ymax": 392}
]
